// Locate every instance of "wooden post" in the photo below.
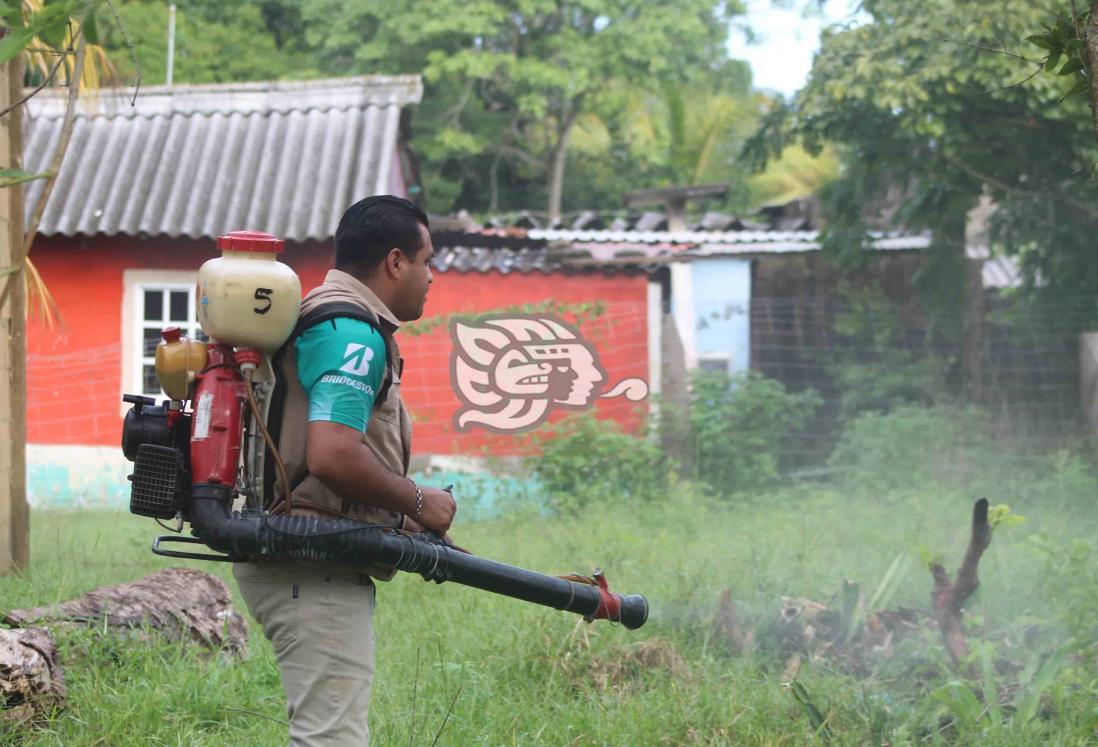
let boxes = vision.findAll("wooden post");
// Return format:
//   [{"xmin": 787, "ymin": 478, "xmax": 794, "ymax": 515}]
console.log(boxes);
[
  {"xmin": 665, "ymin": 197, "xmax": 686, "ymax": 232},
  {"xmin": 1, "ymin": 55, "xmax": 29, "ymax": 573},
  {"xmin": 962, "ymin": 257, "xmax": 985, "ymax": 404},
  {"xmin": 963, "ymin": 197, "xmax": 992, "ymax": 405},
  {"xmin": 1081, "ymin": 332, "xmax": 1098, "ymax": 435}
]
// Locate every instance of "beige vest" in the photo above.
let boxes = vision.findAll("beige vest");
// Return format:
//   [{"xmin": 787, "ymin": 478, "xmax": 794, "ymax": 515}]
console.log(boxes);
[{"xmin": 274, "ymin": 270, "xmax": 413, "ymax": 537}]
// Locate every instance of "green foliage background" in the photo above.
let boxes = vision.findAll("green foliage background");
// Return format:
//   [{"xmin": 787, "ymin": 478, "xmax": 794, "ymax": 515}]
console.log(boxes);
[
  {"xmin": 95, "ymin": 0, "xmax": 838, "ymax": 218},
  {"xmin": 745, "ymin": 0, "xmax": 1098, "ymax": 326}
]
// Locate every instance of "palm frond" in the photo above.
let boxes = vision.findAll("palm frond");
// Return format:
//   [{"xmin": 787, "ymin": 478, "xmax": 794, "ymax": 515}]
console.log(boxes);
[
  {"xmin": 750, "ymin": 144, "xmax": 840, "ymax": 207},
  {"xmin": 21, "ymin": 0, "xmax": 115, "ymax": 90},
  {"xmin": 23, "ymin": 256, "xmax": 60, "ymax": 328}
]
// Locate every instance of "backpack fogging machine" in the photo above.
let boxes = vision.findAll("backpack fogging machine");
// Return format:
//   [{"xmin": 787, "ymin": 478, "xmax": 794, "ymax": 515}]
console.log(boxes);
[{"xmin": 120, "ymin": 231, "xmax": 648, "ymax": 630}]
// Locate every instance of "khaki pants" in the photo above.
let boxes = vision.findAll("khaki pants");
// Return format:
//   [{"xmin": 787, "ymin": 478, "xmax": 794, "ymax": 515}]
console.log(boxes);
[{"xmin": 233, "ymin": 561, "xmax": 377, "ymax": 746}]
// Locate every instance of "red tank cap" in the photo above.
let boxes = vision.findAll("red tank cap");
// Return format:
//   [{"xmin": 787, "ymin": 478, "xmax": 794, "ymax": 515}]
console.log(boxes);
[
  {"xmin": 217, "ymin": 230, "xmax": 284, "ymax": 253},
  {"xmin": 161, "ymin": 326, "xmax": 182, "ymax": 343},
  {"xmin": 235, "ymin": 348, "xmax": 262, "ymax": 369}
]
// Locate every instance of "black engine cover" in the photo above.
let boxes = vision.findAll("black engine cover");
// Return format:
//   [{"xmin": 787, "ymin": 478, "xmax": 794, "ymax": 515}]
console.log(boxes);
[{"xmin": 121, "ymin": 395, "xmax": 172, "ymax": 461}]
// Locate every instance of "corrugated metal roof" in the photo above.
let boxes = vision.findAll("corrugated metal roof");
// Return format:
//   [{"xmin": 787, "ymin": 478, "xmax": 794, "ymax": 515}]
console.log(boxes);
[
  {"xmin": 484, "ymin": 205, "xmax": 799, "ymax": 232},
  {"xmin": 433, "ymin": 246, "xmax": 562, "ymax": 274},
  {"xmin": 687, "ymin": 235, "xmax": 932, "ymax": 255},
  {"xmin": 22, "ymin": 76, "xmax": 423, "ymax": 242},
  {"xmin": 429, "ymin": 233, "xmax": 932, "ymax": 275},
  {"xmin": 528, "ymin": 228, "xmax": 931, "ymax": 249},
  {"xmin": 982, "ymin": 256, "xmax": 1024, "ymax": 289},
  {"xmin": 529, "ymin": 228, "xmax": 821, "ymax": 244}
]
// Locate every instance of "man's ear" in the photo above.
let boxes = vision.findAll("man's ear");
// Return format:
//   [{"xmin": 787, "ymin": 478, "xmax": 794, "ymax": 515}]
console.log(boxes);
[{"xmin": 384, "ymin": 247, "xmax": 403, "ymax": 277}]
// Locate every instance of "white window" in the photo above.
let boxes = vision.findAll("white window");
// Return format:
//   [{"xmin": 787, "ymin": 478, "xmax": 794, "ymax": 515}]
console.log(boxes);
[{"xmin": 121, "ymin": 270, "xmax": 207, "ymax": 400}]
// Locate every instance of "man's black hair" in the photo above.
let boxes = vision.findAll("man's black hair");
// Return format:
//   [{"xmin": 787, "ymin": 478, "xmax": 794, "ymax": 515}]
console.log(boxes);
[{"xmin": 334, "ymin": 195, "xmax": 430, "ymax": 273}]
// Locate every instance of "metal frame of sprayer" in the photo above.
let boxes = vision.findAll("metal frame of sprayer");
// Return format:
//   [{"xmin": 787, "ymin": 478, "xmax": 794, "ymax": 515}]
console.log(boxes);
[{"xmin": 119, "ymin": 232, "xmax": 648, "ymax": 630}]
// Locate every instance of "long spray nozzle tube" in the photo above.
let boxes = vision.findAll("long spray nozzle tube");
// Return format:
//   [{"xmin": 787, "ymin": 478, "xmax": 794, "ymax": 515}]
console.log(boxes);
[{"xmin": 188, "ymin": 487, "xmax": 648, "ymax": 629}]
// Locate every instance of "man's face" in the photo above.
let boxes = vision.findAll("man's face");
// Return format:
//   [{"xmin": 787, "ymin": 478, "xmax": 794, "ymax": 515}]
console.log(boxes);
[{"xmin": 393, "ymin": 224, "xmax": 435, "ymax": 322}]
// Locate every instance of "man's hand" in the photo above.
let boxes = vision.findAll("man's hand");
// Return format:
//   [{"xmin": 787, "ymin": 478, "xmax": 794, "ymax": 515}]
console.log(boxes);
[
  {"xmin": 417, "ymin": 486, "xmax": 456, "ymax": 533},
  {"xmin": 402, "ymin": 516, "xmax": 468, "ymax": 553}
]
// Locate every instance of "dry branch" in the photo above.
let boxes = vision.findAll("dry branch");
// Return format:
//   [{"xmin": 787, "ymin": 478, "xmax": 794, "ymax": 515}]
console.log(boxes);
[
  {"xmin": 717, "ymin": 499, "xmax": 997, "ymax": 678},
  {"xmin": 929, "ymin": 498, "xmax": 991, "ymax": 668},
  {"xmin": 4, "ymin": 567, "xmax": 248, "ymax": 655}
]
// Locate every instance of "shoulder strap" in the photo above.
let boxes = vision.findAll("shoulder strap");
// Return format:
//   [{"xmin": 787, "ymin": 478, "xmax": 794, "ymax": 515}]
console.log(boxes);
[
  {"xmin": 287, "ymin": 302, "xmax": 396, "ymax": 405},
  {"xmin": 261, "ymin": 302, "xmax": 395, "ymax": 508}
]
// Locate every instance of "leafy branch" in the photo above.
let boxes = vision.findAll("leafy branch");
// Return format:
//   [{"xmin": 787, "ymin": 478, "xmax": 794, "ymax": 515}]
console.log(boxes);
[
  {"xmin": 0, "ymin": 39, "xmax": 65, "ymax": 118},
  {"xmin": 1025, "ymin": 9, "xmax": 1091, "ymax": 101}
]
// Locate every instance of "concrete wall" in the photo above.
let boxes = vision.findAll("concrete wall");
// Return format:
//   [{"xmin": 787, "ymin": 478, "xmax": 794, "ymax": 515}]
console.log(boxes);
[{"xmin": 27, "ymin": 445, "xmax": 131, "ymax": 508}]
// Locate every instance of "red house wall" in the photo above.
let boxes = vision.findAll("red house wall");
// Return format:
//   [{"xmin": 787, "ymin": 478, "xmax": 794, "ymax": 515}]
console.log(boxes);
[{"xmin": 26, "ymin": 236, "xmax": 650, "ymax": 455}]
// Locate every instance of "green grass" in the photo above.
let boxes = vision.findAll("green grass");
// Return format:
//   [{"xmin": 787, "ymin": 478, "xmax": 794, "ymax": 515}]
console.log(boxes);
[{"xmin": 3, "ymin": 471, "xmax": 1098, "ymax": 745}]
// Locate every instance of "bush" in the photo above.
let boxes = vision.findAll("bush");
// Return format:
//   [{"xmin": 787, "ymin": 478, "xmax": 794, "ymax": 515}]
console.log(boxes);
[
  {"xmin": 672, "ymin": 370, "xmax": 821, "ymax": 493},
  {"xmin": 528, "ymin": 414, "xmax": 669, "ymax": 512},
  {"xmin": 827, "ymin": 404, "xmax": 995, "ymax": 491}
]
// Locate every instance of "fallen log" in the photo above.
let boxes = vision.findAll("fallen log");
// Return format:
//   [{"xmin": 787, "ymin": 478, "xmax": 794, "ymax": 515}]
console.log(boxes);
[
  {"xmin": 0, "ymin": 627, "xmax": 65, "ymax": 723},
  {"xmin": 929, "ymin": 498, "xmax": 991, "ymax": 669},
  {"xmin": 4, "ymin": 567, "xmax": 247, "ymax": 656}
]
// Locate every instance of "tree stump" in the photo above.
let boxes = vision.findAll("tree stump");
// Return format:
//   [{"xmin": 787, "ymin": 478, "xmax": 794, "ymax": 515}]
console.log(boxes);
[
  {"xmin": 0, "ymin": 627, "xmax": 65, "ymax": 723},
  {"xmin": 713, "ymin": 588, "xmax": 751, "ymax": 655},
  {"xmin": 4, "ymin": 567, "xmax": 247, "ymax": 656}
]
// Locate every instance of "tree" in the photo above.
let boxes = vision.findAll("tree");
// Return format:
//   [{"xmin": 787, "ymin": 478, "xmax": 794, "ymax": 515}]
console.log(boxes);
[
  {"xmin": 2, "ymin": 0, "xmax": 115, "ymax": 573},
  {"xmin": 1022, "ymin": 5, "xmax": 1098, "ymax": 153},
  {"xmin": 100, "ymin": 0, "xmax": 317, "ymax": 84},
  {"xmin": 665, "ymin": 85, "xmax": 754, "ymax": 188},
  {"xmin": 563, "ymin": 69, "xmax": 772, "ymax": 216},
  {"xmin": 300, "ymin": 0, "xmax": 739, "ymax": 221},
  {"xmin": 746, "ymin": 0, "xmax": 1098, "ymax": 326}
]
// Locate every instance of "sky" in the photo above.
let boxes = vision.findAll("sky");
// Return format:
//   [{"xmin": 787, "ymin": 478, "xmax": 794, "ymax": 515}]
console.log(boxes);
[{"xmin": 732, "ymin": 0, "xmax": 863, "ymax": 96}]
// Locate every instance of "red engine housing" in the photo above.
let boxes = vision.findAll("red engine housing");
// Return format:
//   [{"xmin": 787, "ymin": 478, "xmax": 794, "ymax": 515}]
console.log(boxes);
[{"xmin": 189, "ymin": 344, "xmax": 246, "ymax": 487}]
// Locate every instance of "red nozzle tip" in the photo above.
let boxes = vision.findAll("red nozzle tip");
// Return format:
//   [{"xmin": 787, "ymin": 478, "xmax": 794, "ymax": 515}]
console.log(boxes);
[{"xmin": 161, "ymin": 326, "xmax": 182, "ymax": 343}]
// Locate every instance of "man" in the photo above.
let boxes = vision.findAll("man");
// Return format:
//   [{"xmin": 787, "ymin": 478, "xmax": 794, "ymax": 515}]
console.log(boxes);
[{"xmin": 233, "ymin": 195, "xmax": 457, "ymax": 746}]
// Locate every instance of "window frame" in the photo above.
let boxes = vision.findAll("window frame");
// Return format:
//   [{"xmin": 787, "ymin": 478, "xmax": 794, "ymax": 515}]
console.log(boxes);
[
  {"xmin": 696, "ymin": 351, "xmax": 732, "ymax": 375},
  {"xmin": 120, "ymin": 269, "xmax": 204, "ymax": 407}
]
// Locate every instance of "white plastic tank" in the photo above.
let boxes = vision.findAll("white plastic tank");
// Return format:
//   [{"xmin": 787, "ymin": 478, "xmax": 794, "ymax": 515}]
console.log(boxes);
[{"xmin": 197, "ymin": 231, "xmax": 301, "ymax": 352}]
